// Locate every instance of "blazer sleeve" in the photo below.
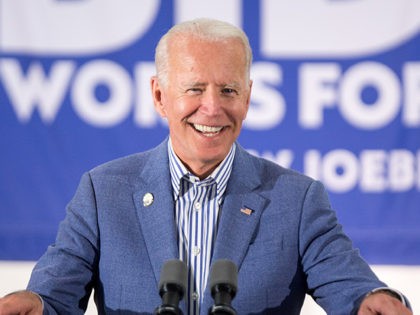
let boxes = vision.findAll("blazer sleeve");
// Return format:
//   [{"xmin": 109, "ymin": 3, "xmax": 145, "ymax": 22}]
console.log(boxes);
[
  {"xmin": 298, "ymin": 180, "xmax": 386, "ymax": 314},
  {"xmin": 27, "ymin": 172, "xmax": 99, "ymax": 314}
]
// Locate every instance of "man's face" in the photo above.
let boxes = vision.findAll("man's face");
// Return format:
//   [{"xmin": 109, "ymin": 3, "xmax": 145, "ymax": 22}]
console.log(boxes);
[{"xmin": 152, "ymin": 36, "xmax": 252, "ymax": 178}]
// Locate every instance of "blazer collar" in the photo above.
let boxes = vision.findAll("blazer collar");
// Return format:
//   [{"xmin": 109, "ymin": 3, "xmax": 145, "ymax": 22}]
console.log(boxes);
[
  {"xmin": 132, "ymin": 139, "xmax": 179, "ymax": 287},
  {"xmin": 201, "ymin": 143, "xmax": 269, "ymax": 313},
  {"xmin": 212, "ymin": 142, "xmax": 268, "ymax": 264}
]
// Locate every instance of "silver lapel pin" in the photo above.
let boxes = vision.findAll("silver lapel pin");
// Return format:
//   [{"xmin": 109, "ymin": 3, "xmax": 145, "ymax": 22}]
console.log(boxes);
[{"xmin": 143, "ymin": 192, "xmax": 154, "ymax": 207}]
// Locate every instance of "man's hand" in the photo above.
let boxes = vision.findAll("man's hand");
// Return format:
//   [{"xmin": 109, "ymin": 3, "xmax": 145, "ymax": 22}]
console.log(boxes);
[
  {"xmin": 358, "ymin": 291, "xmax": 412, "ymax": 315},
  {"xmin": 0, "ymin": 290, "xmax": 43, "ymax": 315}
]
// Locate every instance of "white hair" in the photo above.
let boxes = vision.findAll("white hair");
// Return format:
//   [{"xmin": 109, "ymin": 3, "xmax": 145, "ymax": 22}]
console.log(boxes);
[{"xmin": 155, "ymin": 18, "xmax": 253, "ymax": 86}]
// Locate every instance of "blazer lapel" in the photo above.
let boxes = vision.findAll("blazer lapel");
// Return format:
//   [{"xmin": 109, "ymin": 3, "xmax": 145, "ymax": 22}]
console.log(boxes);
[
  {"xmin": 212, "ymin": 144, "xmax": 268, "ymax": 268},
  {"xmin": 201, "ymin": 144, "xmax": 269, "ymax": 313},
  {"xmin": 211, "ymin": 193, "xmax": 267, "ymax": 267},
  {"xmin": 133, "ymin": 141, "xmax": 179, "ymax": 287}
]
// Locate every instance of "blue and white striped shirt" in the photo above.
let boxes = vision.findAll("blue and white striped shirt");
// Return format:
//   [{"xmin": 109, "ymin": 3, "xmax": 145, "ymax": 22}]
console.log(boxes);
[{"xmin": 168, "ymin": 140, "xmax": 236, "ymax": 315}]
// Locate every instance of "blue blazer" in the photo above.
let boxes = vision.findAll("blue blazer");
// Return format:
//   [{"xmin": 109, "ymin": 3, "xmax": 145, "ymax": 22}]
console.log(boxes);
[{"xmin": 28, "ymin": 139, "xmax": 385, "ymax": 314}]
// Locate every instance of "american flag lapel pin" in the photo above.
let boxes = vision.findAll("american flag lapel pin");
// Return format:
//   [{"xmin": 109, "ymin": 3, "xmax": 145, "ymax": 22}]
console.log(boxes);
[{"xmin": 240, "ymin": 207, "xmax": 253, "ymax": 216}]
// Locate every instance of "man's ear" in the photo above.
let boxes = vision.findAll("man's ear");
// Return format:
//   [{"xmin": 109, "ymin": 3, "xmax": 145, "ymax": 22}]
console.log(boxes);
[{"xmin": 151, "ymin": 76, "xmax": 167, "ymax": 118}]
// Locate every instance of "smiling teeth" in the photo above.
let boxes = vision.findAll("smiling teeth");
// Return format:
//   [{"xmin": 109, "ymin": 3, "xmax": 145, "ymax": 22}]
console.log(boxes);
[{"xmin": 193, "ymin": 124, "xmax": 223, "ymax": 133}]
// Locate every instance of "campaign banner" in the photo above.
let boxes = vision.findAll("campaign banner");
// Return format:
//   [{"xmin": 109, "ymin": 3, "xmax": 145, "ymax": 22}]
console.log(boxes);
[{"xmin": 0, "ymin": 0, "xmax": 419, "ymax": 264}]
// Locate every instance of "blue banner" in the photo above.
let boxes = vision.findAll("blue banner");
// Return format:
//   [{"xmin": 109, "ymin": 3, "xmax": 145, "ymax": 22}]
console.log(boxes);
[{"xmin": 1, "ymin": 0, "xmax": 419, "ymax": 264}]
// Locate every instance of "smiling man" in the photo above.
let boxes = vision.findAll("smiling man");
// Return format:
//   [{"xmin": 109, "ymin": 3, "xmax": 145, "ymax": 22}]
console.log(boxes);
[
  {"xmin": 151, "ymin": 29, "xmax": 252, "ymax": 179},
  {"xmin": 0, "ymin": 18, "xmax": 412, "ymax": 315}
]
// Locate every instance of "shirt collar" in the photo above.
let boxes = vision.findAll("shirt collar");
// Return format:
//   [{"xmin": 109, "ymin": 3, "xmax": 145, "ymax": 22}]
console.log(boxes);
[{"xmin": 168, "ymin": 139, "xmax": 236, "ymax": 200}]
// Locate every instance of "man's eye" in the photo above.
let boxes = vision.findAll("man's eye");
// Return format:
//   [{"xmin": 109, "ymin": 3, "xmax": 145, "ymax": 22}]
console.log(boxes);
[
  {"xmin": 186, "ymin": 88, "xmax": 202, "ymax": 94},
  {"xmin": 222, "ymin": 88, "xmax": 238, "ymax": 95}
]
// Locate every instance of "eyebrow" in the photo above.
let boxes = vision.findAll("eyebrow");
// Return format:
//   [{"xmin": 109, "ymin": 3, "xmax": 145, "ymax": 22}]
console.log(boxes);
[{"xmin": 181, "ymin": 81, "xmax": 241, "ymax": 89}]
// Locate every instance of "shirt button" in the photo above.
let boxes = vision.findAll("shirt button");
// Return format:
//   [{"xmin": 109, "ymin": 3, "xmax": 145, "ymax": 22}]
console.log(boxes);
[
  {"xmin": 194, "ymin": 202, "xmax": 201, "ymax": 211},
  {"xmin": 192, "ymin": 292, "xmax": 199, "ymax": 300},
  {"xmin": 193, "ymin": 246, "xmax": 200, "ymax": 256}
]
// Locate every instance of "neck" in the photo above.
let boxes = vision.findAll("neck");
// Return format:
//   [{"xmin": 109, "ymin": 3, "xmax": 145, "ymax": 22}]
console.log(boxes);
[{"xmin": 184, "ymin": 161, "xmax": 222, "ymax": 180}]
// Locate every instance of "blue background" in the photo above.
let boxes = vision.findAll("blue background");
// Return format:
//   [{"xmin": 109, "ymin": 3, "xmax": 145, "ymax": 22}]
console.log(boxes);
[{"xmin": 0, "ymin": 1, "xmax": 419, "ymax": 264}]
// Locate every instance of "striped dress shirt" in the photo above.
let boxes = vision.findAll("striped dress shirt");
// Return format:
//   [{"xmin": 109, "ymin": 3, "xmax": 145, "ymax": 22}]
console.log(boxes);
[{"xmin": 168, "ymin": 140, "xmax": 236, "ymax": 315}]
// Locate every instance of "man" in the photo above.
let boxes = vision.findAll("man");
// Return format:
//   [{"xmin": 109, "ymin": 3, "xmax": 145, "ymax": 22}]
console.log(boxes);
[{"xmin": 0, "ymin": 18, "xmax": 412, "ymax": 315}]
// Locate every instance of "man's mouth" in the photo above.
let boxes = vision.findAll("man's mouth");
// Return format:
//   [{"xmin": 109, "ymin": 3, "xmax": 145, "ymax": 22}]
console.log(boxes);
[{"xmin": 192, "ymin": 123, "xmax": 224, "ymax": 137}]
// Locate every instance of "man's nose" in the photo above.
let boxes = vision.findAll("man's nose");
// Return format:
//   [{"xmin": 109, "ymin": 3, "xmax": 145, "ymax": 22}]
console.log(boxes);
[{"xmin": 200, "ymin": 88, "xmax": 222, "ymax": 115}]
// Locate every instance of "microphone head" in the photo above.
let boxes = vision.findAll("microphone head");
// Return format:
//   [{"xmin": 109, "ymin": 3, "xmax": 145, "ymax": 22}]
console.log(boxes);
[
  {"xmin": 158, "ymin": 259, "xmax": 188, "ymax": 296},
  {"xmin": 209, "ymin": 259, "xmax": 238, "ymax": 294}
]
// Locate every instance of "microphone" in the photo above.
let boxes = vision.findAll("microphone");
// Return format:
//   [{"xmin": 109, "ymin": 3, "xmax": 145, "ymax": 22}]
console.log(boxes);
[
  {"xmin": 155, "ymin": 259, "xmax": 188, "ymax": 315},
  {"xmin": 208, "ymin": 259, "xmax": 238, "ymax": 315}
]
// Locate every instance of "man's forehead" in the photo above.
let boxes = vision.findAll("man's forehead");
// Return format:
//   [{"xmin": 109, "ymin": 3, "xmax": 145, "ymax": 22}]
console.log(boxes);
[{"xmin": 169, "ymin": 34, "xmax": 243, "ymax": 54}]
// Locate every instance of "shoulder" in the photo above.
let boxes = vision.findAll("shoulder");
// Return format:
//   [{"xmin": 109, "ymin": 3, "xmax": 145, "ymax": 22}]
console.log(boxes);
[
  {"xmin": 236, "ymin": 144, "xmax": 315, "ymax": 187},
  {"xmin": 88, "ymin": 151, "xmax": 149, "ymax": 179},
  {"xmin": 89, "ymin": 141, "xmax": 166, "ymax": 178}
]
